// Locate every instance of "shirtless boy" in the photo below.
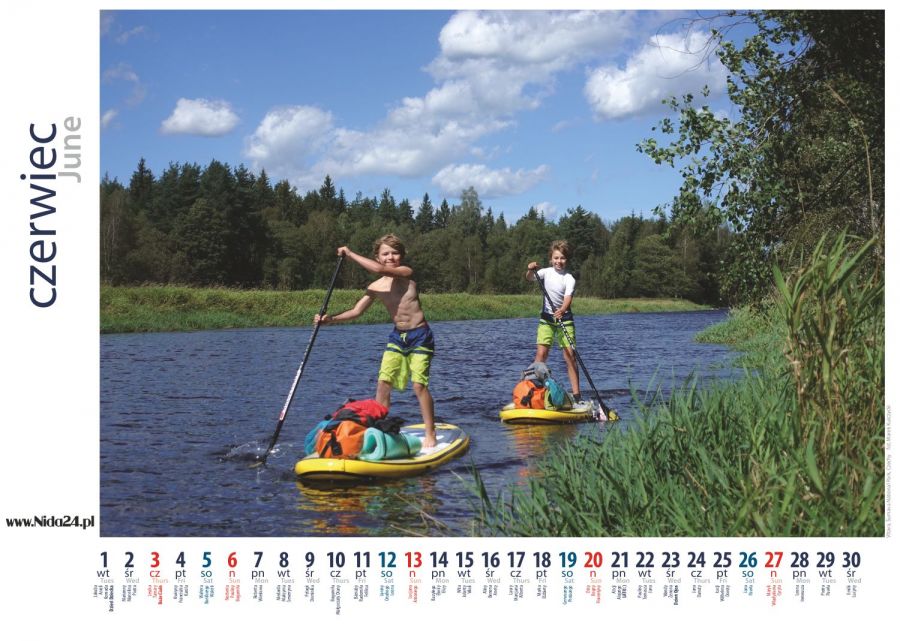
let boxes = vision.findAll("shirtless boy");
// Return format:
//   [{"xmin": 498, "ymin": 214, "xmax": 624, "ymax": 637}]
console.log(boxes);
[{"xmin": 314, "ymin": 234, "xmax": 437, "ymax": 448}]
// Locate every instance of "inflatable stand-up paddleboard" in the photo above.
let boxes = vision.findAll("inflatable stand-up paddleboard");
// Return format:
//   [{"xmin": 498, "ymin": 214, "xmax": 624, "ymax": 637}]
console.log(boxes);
[
  {"xmin": 499, "ymin": 401, "xmax": 596, "ymax": 425},
  {"xmin": 295, "ymin": 423, "xmax": 469, "ymax": 482}
]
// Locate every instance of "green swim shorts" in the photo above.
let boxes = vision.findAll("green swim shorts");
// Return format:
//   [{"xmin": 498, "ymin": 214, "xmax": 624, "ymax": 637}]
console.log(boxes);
[
  {"xmin": 536, "ymin": 317, "xmax": 576, "ymax": 349},
  {"xmin": 378, "ymin": 324, "xmax": 435, "ymax": 390}
]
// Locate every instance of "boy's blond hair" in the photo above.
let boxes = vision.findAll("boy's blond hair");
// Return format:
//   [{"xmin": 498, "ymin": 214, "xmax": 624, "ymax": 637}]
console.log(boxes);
[
  {"xmin": 373, "ymin": 233, "xmax": 406, "ymax": 259},
  {"xmin": 549, "ymin": 240, "xmax": 572, "ymax": 260}
]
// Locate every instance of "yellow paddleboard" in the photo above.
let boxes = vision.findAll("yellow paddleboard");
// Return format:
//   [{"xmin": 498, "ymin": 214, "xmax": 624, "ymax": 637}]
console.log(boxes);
[
  {"xmin": 499, "ymin": 402, "xmax": 595, "ymax": 425},
  {"xmin": 295, "ymin": 423, "xmax": 469, "ymax": 482}
]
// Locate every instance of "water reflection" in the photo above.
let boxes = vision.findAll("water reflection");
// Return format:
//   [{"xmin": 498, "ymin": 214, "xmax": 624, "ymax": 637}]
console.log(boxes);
[
  {"xmin": 294, "ymin": 474, "xmax": 453, "ymax": 536},
  {"xmin": 505, "ymin": 423, "xmax": 578, "ymax": 475}
]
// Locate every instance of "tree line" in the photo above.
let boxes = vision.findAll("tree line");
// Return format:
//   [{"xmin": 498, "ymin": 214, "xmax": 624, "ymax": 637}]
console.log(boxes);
[
  {"xmin": 100, "ymin": 164, "xmax": 729, "ymax": 304},
  {"xmin": 101, "ymin": 11, "xmax": 883, "ymax": 307}
]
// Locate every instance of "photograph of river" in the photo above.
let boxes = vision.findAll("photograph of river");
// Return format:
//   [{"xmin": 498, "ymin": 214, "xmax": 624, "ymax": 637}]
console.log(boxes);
[
  {"xmin": 100, "ymin": 311, "xmax": 739, "ymax": 536},
  {"xmin": 98, "ymin": 9, "xmax": 884, "ymax": 540}
]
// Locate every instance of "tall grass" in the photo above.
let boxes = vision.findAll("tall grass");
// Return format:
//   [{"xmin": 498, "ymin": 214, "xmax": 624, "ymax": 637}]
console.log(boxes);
[
  {"xmin": 100, "ymin": 286, "xmax": 707, "ymax": 333},
  {"xmin": 474, "ymin": 234, "xmax": 884, "ymax": 537},
  {"xmin": 774, "ymin": 234, "xmax": 883, "ymax": 514}
]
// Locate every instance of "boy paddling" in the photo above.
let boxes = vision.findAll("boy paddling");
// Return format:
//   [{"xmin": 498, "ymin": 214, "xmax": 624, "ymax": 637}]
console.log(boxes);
[
  {"xmin": 314, "ymin": 234, "xmax": 437, "ymax": 449},
  {"xmin": 526, "ymin": 240, "xmax": 581, "ymax": 400}
]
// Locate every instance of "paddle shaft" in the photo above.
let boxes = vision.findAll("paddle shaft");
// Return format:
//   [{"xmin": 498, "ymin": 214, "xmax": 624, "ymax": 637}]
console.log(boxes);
[
  {"xmin": 261, "ymin": 256, "xmax": 344, "ymax": 461},
  {"xmin": 533, "ymin": 270, "xmax": 612, "ymax": 417}
]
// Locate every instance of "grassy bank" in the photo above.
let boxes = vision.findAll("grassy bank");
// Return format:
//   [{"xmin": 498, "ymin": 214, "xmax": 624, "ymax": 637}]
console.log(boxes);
[
  {"xmin": 474, "ymin": 234, "xmax": 884, "ymax": 537},
  {"xmin": 100, "ymin": 286, "xmax": 709, "ymax": 333}
]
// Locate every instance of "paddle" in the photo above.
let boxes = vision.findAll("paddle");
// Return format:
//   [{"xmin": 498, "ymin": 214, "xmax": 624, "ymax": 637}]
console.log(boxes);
[
  {"xmin": 257, "ymin": 255, "xmax": 344, "ymax": 464},
  {"xmin": 532, "ymin": 269, "xmax": 618, "ymax": 422}
]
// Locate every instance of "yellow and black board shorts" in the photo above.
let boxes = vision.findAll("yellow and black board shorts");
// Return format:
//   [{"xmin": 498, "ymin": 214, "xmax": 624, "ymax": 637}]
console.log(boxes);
[{"xmin": 379, "ymin": 324, "xmax": 435, "ymax": 390}]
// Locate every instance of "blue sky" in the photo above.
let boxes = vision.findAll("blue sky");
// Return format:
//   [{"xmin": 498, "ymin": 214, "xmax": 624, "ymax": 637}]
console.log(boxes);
[{"xmin": 100, "ymin": 10, "xmax": 744, "ymax": 223}]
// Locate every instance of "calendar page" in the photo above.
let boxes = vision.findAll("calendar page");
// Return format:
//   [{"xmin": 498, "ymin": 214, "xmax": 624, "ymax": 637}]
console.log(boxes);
[{"xmin": 1, "ymin": 2, "xmax": 895, "ymax": 639}]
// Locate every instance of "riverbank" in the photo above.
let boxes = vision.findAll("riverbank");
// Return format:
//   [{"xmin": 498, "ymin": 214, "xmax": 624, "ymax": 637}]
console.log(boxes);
[
  {"xmin": 474, "ymin": 235, "xmax": 884, "ymax": 537},
  {"xmin": 100, "ymin": 285, "xmax": 710, "ymax": 334}
]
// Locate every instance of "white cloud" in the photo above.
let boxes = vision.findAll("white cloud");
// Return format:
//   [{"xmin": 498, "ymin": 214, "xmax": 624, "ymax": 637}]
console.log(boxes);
[
  {"xmin": 584, "ymin": 30, "xmax": 727, "ymax": 120},
  {"xmin": 438, "ymin": 10, "xmax": 631, "ymax": 66},
  {"xmin": 101, "ymin": 109, "xmax": 118, "ymax": 129},
  {"xmin": 116, "ymin": 26, "xmax": 146, "ymax": 44},
  {"xmin": 101, "ymin": 13, "xmax": 148, "ymax": 45},
  {"xmin": 100, "ymin": 12, "xmax": 115, "ymax": 36},
  {"xmin": 244, "ymin": 101, "xmax": 510, "ymax": 191},
  {"xmin": 533, "ymin": 201, "xmax": 559, "ymax": 219},
  {"xmin": 470, "ymin": 144, "xmax": 509, "ymax": 160},
  {"xmin": 160, "ymin": 98, "xmax": 239, "ymax": 136},
  {"xmin": 244, "ymin": 11, "xmax": 635, "ymax": 194},
  {"xmin": 102, "ymin": 63, "xmax": 146, "ymax": 106},
  {"xmin": 428, "ymin": 11, "xmax": 634, "ymax": 117},
  {"xmin": 245, "ymin": 11, "xmax": 676, "ymax": 198},
  {"xmin": 102, "ymin": 63, "xmax": 139, "ymax": 84},
  {"xmin": 551, "ymin": 119, "xmax": 577, "ymax": 133},
  {"xmin": 331, "ymin": 113, "xmax": 509, "ymax": 177},
  {"xmin": 432, "ymin": 163, "xmax": 549, "ymax": 198},
  {"xmin": 243, "ymin": 106, "xmax": 336, "ymax": 187}
]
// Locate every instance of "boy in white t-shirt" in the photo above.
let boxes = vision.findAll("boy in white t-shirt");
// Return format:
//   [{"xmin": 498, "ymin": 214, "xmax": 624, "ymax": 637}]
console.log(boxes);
[{"xmin": 525, "ymin": 240, "xmax": 580, "ymax": 400}]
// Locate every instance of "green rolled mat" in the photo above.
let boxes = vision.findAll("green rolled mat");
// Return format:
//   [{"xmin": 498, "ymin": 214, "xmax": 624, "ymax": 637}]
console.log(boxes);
[{"xmin": 358, "ymin": 428, "xmax": 422, "ymax": 461}]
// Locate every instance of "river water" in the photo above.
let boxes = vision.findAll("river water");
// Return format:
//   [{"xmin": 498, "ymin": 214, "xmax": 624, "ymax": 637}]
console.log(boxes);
[{"xmin": 100, "ymin": 310, "xmax": 737, "ymax": 537}]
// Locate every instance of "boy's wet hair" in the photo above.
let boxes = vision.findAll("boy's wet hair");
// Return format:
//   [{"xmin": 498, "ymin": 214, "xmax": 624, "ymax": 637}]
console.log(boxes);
[
  {"xmin": 373, "ymin": 233, "xmax": 406, "ymax": 259},
  {"xmin": 549, "ymin": 240, "xmax": 572, "ymax": 260}
]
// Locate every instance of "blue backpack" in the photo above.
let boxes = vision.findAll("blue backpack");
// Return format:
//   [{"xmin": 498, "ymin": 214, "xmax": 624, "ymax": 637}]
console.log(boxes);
[{"xmin": 543, "ymin": 377, "xmax": 572, "ymax": 410}]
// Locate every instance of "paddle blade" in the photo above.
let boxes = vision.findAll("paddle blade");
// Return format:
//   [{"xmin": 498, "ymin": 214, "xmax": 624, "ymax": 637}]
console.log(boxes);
[
  {"xmin": 222, "ymin": 440, "xmax": 273, "ymax": 464},
  {"xmin": 589, "ymin": 400, "xmax": 619, "ymax": 422}
]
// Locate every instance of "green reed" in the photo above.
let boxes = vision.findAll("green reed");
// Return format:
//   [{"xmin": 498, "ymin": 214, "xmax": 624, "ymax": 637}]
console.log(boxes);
[{"xmin": 474, "ymin": 233, "xmax": 884, "ymax": 537}]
